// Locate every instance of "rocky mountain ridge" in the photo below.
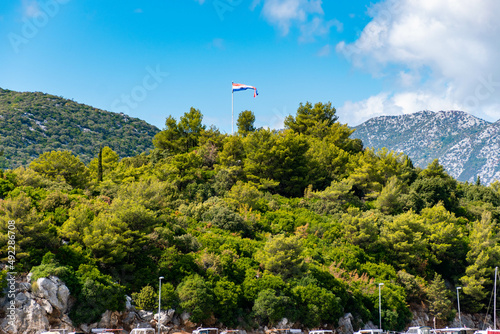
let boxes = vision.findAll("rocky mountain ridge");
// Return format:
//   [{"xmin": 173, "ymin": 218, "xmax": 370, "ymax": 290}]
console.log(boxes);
[{"xmin": 353, "ymin": 110, "xmax": 500, "ymax": 184}]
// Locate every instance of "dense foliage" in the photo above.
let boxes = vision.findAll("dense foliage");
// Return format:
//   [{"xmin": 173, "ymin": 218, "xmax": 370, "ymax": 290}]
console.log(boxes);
[
  {"xmin": 1, "ymin": 102, "xmax": 500, "ymax": 330},
  {"xmin": 0, "ymin": 88, "xmax": 159, "ymax": 169}
]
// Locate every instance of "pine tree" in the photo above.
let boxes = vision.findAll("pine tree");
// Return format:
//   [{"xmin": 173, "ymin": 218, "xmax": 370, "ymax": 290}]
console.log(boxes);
[{"xmin": 427, "ymin": 273, "xmax": 454, "ymax": 321}]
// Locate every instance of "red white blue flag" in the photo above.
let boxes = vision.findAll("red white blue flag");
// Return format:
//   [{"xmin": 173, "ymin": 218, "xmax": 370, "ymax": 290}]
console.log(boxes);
[{"xmin": 232, "ymin": 83, "xmax": 258, "ymax": 97}]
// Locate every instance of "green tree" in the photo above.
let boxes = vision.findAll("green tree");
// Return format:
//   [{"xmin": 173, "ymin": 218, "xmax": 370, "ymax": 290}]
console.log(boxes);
[
  {"xmin": 29, "ymin": 150, "xmax": 89, "ymax": 188},
  {"xmin": 284, "ymin": 102, "xmax": 338, "ymax": 136},
  {"xmin": 0, "ymin": 176, "xmax": 15, "ymax": 198},
  {"xmin": 218, "ymin": 136, "xmax": 245, "ymax": 167},
  {"xmin": 255, "ymin": 234, "xmax": 306, "ymax": 279},
  {"xmin": 243, "ymin": 129, "xmax": 309, "ymax": 196},
  {"xmin": 88, "ymin": 146, "xmax": 119, "ymax": 181},
  {"xmin": 179, "ymin": 107, "xmax": 205, "ymax": 151},
  {"xmin": 132, "ymin": 285, "xmax": 158, "ymax": 310},
  {"xmin": 82, "ymin": 212, "xmax": 140, "ymax": 265},
  {"xmin": 460, "ymin": 211, "xmax": 500, "ymax": 311},
  {"xmin": 376, "ymin": 176, "xmax": 404, "ymax": 214},
  {"xmin": 153, "ymin": 108, "xmax": 206, "ymax": 153},
  {"xmin": 379, "ymin": 211, "xmax": 430, "ymax": 275},
  {"xmin": 427, "ymin": 273, "xmax": 454, "ymax": 321},
  {"xmin": 396, "ymin": 270, "xmax": 426, "ymax": 303},
  {"xmin": 291, "ymin": 283, "xmax": 342, "ymax": 327},
  {"xmin": 70, "ymin": 264, "xmax": 126, "ymax": 325},
  {"xmin": 242, "ymin": 270, "xmax": 286, "ymax": 302},
  {"xmin": 0, "ymin": 191, "xmax": 59, "ymax": 268},
  {"xmin": 160, "ymin": 282, "xmax": 179, "ymax": 310},
  {"xmin": 153, "ymin": 116, "xmax": 182, "ymax": 153},
  {"xmin": 237, "ymin": 110, "xmax": 256, "ymax": 136},
  {"xmin": 410, "ymin": 159, "xmax": 459, "ymax": 212},
  {"xmin": 213, "ymin": 278, "xmax": 241, "ymax": 325},
  {"xmin": 176, "ymin": 274, "xmax": 214, "ymax": 323},
  {"xmin": 305, "ymin": 136, "xmax": 351, "ymax": 190},
  {"xmin": 420, "ymin": 205, "xmax": 467, "ymax": 277},
  {"xmin": 252, "ymin": 288, "xmax": 290, "ymax": 325},
  {"xmin": 225, "ymin": 181, "xmax": 263, "ymax": 211}
]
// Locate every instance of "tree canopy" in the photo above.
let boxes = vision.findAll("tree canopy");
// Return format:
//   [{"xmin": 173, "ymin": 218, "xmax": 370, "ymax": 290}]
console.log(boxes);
[{"xmin": 0, "ymin": 102, "xmax": 498, "ymax": 330}]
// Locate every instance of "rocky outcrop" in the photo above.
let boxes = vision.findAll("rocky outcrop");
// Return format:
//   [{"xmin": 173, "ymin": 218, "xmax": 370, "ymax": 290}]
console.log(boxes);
[
  {"xmin": 0, "ymin": 274, "xmax": 198, "ymax": 334},
  {"xmin": 0, "ymin": 275, "xmax": 74, "ymax": 334},
  {"xmin": 338, "ymin": 313, "xmax": 355, "ymax": 334}
]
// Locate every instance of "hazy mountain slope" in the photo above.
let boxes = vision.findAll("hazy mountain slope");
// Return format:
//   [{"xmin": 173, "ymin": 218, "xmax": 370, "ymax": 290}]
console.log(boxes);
[
  {"xmin": 0, "ymin": 88, "xmax": 160, "ymax": 168},
  {"xmin": 353, "ymin": 110, "xmax": 500, "ymax": 184}
]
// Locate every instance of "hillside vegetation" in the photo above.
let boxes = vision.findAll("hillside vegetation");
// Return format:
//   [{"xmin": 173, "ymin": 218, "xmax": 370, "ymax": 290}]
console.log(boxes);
[
  {"xmin": 1, "ymin": 102, "xmax": 499, "ymax": 330},
  {"xmin": 0, "ymin": 88, "xmax": 159, "ymax": 168}
]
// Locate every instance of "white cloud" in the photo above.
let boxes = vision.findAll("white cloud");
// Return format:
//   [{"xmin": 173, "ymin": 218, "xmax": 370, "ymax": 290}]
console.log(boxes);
[
  {"xmin": 299, "ymin": 17, "xmax": 342, "ymax": 43},
  {"xmin": 339, "ymin": 88, "xmax": 467, "ymax": 126},
  {"xmin": 194, "ymin": 0, "xmax": 206, "ymax": 4},
  {"xmin": 337, "ymin": 0, "xmax": 500, "ymax": 122},
  {"xmin": 253, "ymin": 0, "xmax": 338, "ymax": 43},
  {"xmin": 260, "ymin": 0, "xmax": 322, "ymax": 35}
]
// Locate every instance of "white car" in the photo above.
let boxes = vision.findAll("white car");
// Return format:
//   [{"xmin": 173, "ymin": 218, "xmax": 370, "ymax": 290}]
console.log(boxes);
[{"xmin": 130, "ymin": 329, "xmax": 155, "ymax": 334}]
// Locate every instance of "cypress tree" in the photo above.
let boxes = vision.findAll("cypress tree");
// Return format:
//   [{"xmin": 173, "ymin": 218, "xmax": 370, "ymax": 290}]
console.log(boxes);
[{"xmin": 97, "ymin": 146, "xmax": 103, "ymax": 182}]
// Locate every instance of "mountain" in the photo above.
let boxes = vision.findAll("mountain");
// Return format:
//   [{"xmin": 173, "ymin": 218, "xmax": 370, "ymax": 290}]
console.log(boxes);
[
  {"xmin": 0, "ymin": 88, "xmax": 160, "ymax": 168},
  {"xmin": 353, "ymin": 110, "xmax": 500, "ymax": 184}
]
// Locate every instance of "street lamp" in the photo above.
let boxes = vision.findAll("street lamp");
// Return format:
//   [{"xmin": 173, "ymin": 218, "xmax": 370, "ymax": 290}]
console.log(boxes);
[
  {"xmin": 379, "ymin": 283, "xmax": 384, "ymax": 330},
  {"xmin": 158, "ymin": 276, "xmax": 164, "ymax": 334},
  {"xmin": 456, "ymin": 286, "xmax": 462, "ymax": 328}
]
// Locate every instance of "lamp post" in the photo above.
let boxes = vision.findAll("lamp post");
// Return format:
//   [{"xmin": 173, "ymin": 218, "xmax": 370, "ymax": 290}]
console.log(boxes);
[
  {"xmin": 379, "ymin": 283, "xmax": 384, "ymax": 330},
  {"xmin": 456, "ymin": 286, "xmax": 462, "ymax": 328},
  {"xmin": 158, "ymin": 276, "xmax": 164, "ymax": 334}
]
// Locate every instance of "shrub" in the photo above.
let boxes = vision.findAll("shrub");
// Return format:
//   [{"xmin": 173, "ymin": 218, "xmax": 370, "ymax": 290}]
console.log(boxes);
[{"xmin": 132, "ymin": 285, "xmax": 158, "ymax": 310}]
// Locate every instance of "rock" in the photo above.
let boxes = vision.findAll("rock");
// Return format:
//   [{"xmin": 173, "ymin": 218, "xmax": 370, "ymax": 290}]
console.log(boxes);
[
  {"xmin": 39, "ymin": 298, "xmax": 53, "ymax": 314},
  {"xmin": 98, "ymin": 310, "xmax": 122, "ymax": 328},
  {"xmin": 155, "ymin": 309, "xmax": 176, "ymax": 325},
  {"xmin": 15, "ymin": 299, "xmax": 51, "ymax": 334},
  {"xmin": 338, "ymin": 313, "xmax": 354, "ymax": 334},
  {"xmin": 123, "ymin": 310, "xmax": 140, "ymax": 327},
  {"xmin": 180, "ymin": 311, "xmax": 190, "ymax": 323},
  {"xmin": 80, "ymin": 323, "xmax": 93, "ymax": 334},
  {"xmin": 276, "ymin": 318, "xmax": 291, "ymax": 328},
  {"xmin": 18, "ymin": 282, "xmax": 31, "ymax": 292},
  {"xmin": 180, "ymin": 311, "xmax": 196, "ymax": 328},
  {"xmin": 35, "ymin": 276, "xmax": 70, "ymax": 313},
  {"xmin": 14, "ymin": 292, "xmax": 29, "ymax": 308},
  {"xmin": 167, "ymin": 309, "xmax": 175, "ymax": 323},
  {"xmin": 173, "ymin": 313, "xmax": 181, "ymax": 326},
  {"xmin": 126, "ymin": 295, "xmax": 134, "ymax": 310},
  {"xmin": 139, "ymin": 310, "xmax": 155, "ymax": 321}
]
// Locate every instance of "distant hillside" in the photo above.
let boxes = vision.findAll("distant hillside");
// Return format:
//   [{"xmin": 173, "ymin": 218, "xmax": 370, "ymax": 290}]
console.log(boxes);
[
  {"xmin": 0, "ymin": 88, "xmax": 160, "ymax": 168},
  {"xmin": 353, "ymin": 110, "xmax": 500, "ymax": 184}
]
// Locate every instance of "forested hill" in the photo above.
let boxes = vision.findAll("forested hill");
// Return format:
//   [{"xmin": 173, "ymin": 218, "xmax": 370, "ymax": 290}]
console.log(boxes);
[
  {"xmin": 1, "ymin": 102, "xmax": 499, "ymax": 331},
  {"xmin": 0, "ymin": 88, "xmax": 159, "ymax": 168}
]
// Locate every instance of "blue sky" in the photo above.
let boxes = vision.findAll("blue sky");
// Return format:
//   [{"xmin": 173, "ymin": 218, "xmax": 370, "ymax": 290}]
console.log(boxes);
[{"xmin": 1, "ymin": 0, "xmax": 500, "ymax": 133}]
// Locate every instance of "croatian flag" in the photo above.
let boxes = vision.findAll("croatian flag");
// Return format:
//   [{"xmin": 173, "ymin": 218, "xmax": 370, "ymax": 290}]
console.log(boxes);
[{"xmin": 232, "ymin": 83, "xmax": 258, "ymax": 97}]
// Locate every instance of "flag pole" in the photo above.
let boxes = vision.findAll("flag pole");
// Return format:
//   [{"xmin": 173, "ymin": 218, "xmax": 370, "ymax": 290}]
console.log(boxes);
[{"xmin": 231, "ymin": 81, "xmax": 234, "ymax": 135}]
